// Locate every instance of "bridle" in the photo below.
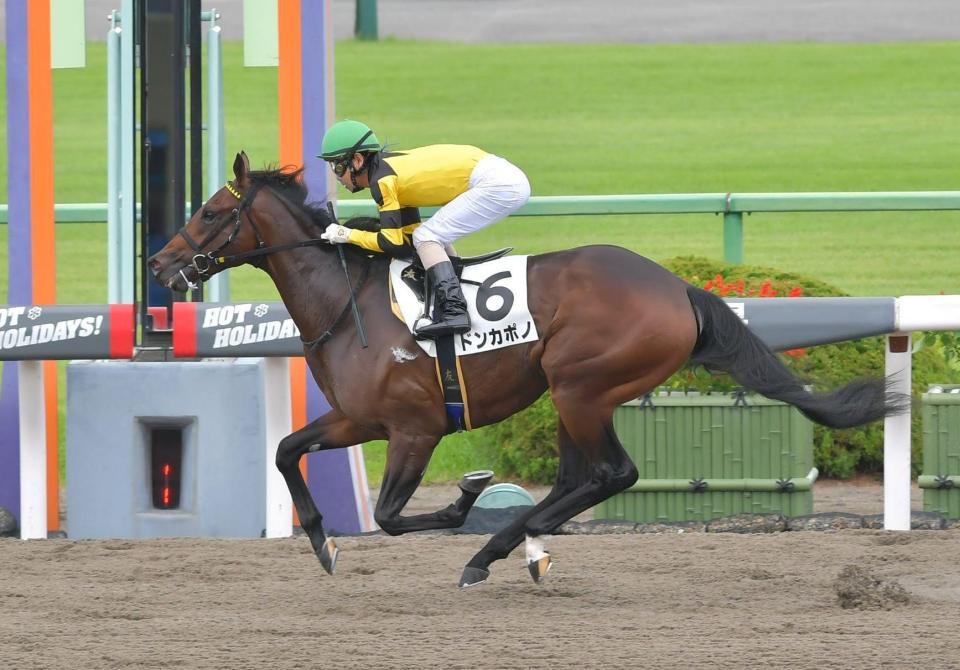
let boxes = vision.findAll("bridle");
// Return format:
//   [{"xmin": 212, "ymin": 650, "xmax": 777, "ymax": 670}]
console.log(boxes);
[
  {"xmin": 176, "ymin": 181, "xmax": 268, "ymax": 289},
  {"xmin": 175, "ymin": 180, "xmax": 369, "ymax": 348},
  {"xmin": 177, "ymin": 180, "xmax": 339, "ymax": 287}
]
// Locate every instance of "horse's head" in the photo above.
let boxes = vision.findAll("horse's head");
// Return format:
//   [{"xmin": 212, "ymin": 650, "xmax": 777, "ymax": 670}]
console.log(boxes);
[{"xmin": 147, "ymin": 151, "xmax": 298, "ymax": 292}]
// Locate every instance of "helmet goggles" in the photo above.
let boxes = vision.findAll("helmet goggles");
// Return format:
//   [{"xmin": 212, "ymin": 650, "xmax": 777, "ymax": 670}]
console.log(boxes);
[{"xmin": 328, "ymin": 130, "xmax": 375, "ymax": 176}]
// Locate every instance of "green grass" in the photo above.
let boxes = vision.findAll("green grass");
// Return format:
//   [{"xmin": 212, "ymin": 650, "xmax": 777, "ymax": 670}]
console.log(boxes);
[
  {"xmin": 1, "ymin": 40, "xmax": 959, "ymax": 485},
  {"xmin": 2, "ymin": 40, "xmax": 958, "ymax": 298}
]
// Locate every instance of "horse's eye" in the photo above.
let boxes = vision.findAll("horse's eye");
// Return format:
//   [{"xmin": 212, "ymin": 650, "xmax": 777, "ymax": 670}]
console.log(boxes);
[{"xmin": 202, "ymin": 209, "xmax": 217, "ymax": 222}]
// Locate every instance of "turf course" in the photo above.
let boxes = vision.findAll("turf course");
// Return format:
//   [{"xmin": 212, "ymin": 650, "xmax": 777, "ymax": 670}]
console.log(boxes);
[{"xmin": 1, "ymin": 40, "xmax": 958, "ymax": 484}]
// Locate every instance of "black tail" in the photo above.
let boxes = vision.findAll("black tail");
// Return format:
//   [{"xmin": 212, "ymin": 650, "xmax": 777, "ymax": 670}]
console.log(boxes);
[{"xmin": 686, "ymin": 285, "xmax": 910, "ymax": 429}]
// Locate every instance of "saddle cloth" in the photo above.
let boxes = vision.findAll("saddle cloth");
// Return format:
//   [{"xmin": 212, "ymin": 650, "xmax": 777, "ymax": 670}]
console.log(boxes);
[{"xmin": 388, "ymin": 254, "xmax": 540, "ymax": 358}]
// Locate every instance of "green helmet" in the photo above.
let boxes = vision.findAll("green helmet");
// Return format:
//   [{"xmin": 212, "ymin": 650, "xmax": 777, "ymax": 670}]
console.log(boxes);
[{"xmin": 319, "ymin": 120, "xmax": 381, "ymax": 160}]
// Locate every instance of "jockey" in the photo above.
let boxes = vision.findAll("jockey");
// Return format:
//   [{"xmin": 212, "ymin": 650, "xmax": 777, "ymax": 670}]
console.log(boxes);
[{"xmin": 318, "ymin": 119, "xmax": 531, "ymax": 338}]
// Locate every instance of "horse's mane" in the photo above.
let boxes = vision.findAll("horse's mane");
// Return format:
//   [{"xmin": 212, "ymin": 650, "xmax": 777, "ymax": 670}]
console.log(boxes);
[{"xmin": 248, "ymin": 166, "xmax": 381, "ymax": 234}]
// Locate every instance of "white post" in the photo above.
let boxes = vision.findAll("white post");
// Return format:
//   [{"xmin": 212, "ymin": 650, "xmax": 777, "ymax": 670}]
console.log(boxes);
[
  {"xmin": 263, "ymin": 357, "xmax": 292, "ymax": 538},
  {"xmin": 18, "ymin": 361, "xmax": 47, "ymax": 539},
  {"xmin": 205, "ymin": 12, "xmax": 229, "ymax": 302},
  {"xmin": 347, "ymin": 444, "xmax": 378, "ymax": 532},
  {"xmin": 883, "ymin": 333, "xmax": 912, "ymax": 530},
  {"xmin": 106, "ymin": 13, "xmax": 122, "ymax": 303},
  {"xmin": 119, "ymin": 0, "xmax": 137, "ymax": 303}
]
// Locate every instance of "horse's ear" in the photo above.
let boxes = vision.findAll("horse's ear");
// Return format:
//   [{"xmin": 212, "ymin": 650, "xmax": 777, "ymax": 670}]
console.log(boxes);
[{"xmin": 233, "ymin": 151, "xmax": 251, "ymax": 187}]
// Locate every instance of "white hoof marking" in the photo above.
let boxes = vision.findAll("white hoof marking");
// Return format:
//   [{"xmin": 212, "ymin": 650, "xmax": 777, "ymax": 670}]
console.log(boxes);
[{"xmin": 525, "ymin": 534, "xmax": 548, "ymax": 564}]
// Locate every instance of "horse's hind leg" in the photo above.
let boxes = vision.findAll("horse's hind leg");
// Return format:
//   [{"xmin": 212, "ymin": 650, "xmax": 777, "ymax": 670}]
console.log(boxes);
[
  {"xmin": 518, "ymin": 392, "xmax": 640, "ymax": 582},
  {"xmin": 462, "ymin": 382, "xmax": 642, "ymax": 587},
  {"xmin": 522, "ymin": 428, "xmax": 637, "ymax": 581},
  {"xmin": 458, "ymin": 420, "xmax": 591, "ymax": 587},
  {"xmin": 374, "ymin": 432, "xmax": 493, "ymax": 536},
  {"xmin": 275, "ymin": 411, "xmax": 380, "ymax": 575}
]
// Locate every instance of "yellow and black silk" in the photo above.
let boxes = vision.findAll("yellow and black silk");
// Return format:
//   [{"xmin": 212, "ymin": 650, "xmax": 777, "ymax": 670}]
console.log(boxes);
[{"xmin": 346, "ymin": 144, "xmax": 489, "ymax": 256}]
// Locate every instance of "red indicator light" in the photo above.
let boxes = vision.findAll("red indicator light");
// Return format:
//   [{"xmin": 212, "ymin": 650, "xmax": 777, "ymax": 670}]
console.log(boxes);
[{"xmin": 151, "ymin": 429, "xmax": 183, "ymax": 510}]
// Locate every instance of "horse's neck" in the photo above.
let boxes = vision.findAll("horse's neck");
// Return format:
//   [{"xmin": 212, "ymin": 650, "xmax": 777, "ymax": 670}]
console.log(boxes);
[
  {"xmin": 263, "ymin": 194, "xmax": 380, "ymax": 341},
  {"xmin": 263, "ymin": 247, "xmax": 336, "ymax": 338},
  {"xmin": 258, "ymin": 213, "xmax": 369, "ymax": 343}
]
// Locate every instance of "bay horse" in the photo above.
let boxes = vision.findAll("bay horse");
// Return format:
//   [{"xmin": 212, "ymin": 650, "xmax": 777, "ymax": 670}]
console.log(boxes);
[{"xmin": 148, "ymin": 152, "xmax": 906, "ymax": 588}]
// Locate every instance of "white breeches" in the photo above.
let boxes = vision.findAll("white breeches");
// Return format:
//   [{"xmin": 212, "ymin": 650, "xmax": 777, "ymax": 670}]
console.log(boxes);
[{"xmin": 412, "ymin": 154, "xmax": 531, "ymax": 249}]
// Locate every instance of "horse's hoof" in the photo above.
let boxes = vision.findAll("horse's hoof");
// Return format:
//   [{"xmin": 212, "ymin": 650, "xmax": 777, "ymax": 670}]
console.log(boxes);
[
  {"xmin": 459, "ymin": 469, "xmax": 494, "ymax": 495},
  {"xmin": 525, "ymin": 534, "xmax": 552, "ymax": 583},
  {"xmin": 458, "ymin": 566, "xmax": 490, "ymax": 589},
  {"xmin": 527, "ymin": 553, "xmax": 552, "ymax": 583},
  {"xmin": 319, "ymin": 537, "xmax": 339, "ymax": 575}
]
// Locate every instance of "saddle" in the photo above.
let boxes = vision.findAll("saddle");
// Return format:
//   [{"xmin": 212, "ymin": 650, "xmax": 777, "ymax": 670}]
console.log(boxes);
[{"xmin": 399, "ymin": 247, "xmax": 513, "ymax": 303}]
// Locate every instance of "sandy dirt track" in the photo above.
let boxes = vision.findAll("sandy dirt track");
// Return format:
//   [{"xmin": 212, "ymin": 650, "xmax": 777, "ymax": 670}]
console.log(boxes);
[{"xmin": 3, "ymin": 526, "xmax": 960, "ymax": 670}]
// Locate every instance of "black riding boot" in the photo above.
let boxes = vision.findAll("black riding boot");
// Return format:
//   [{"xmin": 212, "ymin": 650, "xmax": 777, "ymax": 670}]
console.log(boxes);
[{"xmin": 415, "ymin": 261, "xmax": 471, "ymax": 338}]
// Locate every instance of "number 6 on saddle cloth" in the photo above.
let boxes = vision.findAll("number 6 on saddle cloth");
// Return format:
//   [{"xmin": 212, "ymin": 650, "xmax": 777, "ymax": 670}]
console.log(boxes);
[{"xmin": 390, "ymin": 247, "xmax": 529, "ymax": 432}]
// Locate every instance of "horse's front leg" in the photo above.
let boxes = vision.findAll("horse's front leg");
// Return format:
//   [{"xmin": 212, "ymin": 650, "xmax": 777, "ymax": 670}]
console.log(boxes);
[
  {"xmin": 275, "ymin": 411, "xmax": 380, "ymax": 575},
  {"xmin": 373, "ymin": 432, "xmax": 493, "ymax": 536}
]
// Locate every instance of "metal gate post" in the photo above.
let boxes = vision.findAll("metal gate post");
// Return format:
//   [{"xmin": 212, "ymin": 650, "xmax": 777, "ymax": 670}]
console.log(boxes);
[
  {"xmin": 884, "ymin": 333, "xmax": 912, "ymax": 530},
  {"xmin": 723, "ymin": 211, "xmax": 743, "ymax": 264}
]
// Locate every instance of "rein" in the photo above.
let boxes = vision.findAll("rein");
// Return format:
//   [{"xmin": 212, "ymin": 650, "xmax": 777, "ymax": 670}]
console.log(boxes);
[
  {"xmin": 300, "ymin": 261, "xmax": 371, "ymax": 350},
  {"xmin": 213, "ymin": 237, "xmax": 329, "ymax": 266}
]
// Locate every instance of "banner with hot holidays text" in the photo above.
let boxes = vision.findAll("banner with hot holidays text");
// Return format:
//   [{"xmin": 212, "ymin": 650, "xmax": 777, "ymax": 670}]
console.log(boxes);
[
  {"xmin": 0, "ymin": 304, "xmax": 134, "ymax": 361},
  {"xmin": 172, "ymin": 301, "xmax": 302, "ymax": 357}
]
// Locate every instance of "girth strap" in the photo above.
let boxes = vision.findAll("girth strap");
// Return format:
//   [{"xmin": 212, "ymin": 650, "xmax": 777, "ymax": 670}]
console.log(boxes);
[{"xmin": 434, "ymin": 334, "xmax": 472, "ymax": 433}]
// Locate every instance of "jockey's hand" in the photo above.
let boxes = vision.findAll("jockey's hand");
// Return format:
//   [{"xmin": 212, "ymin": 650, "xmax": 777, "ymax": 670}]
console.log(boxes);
[{"xmin": 321, "ymin": 223, "xmax": 353, "ymax": 244}]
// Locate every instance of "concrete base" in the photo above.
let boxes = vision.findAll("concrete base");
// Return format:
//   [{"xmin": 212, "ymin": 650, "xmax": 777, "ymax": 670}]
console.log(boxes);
[{"xmin": 67, "ymin": 358, "xmax": 291, "ymax": 539}]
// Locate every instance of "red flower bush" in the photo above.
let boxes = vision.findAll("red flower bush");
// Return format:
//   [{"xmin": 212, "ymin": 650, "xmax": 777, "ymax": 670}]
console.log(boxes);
[
  {"xmin": 702, "ymin": 273, "xmax": 804, "ymax": 299},
  {"xmin": 699, "ymin": 274, "xmax": 807, "ymax": 358}
]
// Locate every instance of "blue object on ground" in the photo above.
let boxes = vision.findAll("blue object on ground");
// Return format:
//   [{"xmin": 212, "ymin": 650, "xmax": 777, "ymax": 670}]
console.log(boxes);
[{"xmin": 475, "ymin": 483, "xmax": 536, "ymax": 509}]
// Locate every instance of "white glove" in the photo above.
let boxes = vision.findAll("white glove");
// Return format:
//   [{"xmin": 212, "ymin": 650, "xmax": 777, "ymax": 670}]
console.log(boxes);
[{"xmin": 321, "ymin": 223, "xmax": 353, "ymax": 244}]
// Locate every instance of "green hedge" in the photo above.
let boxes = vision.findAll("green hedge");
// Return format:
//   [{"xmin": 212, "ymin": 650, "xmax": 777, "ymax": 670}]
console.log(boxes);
[{"xmin": 489, "ymin": 256, "xmax": 960, "ymax": 483}]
